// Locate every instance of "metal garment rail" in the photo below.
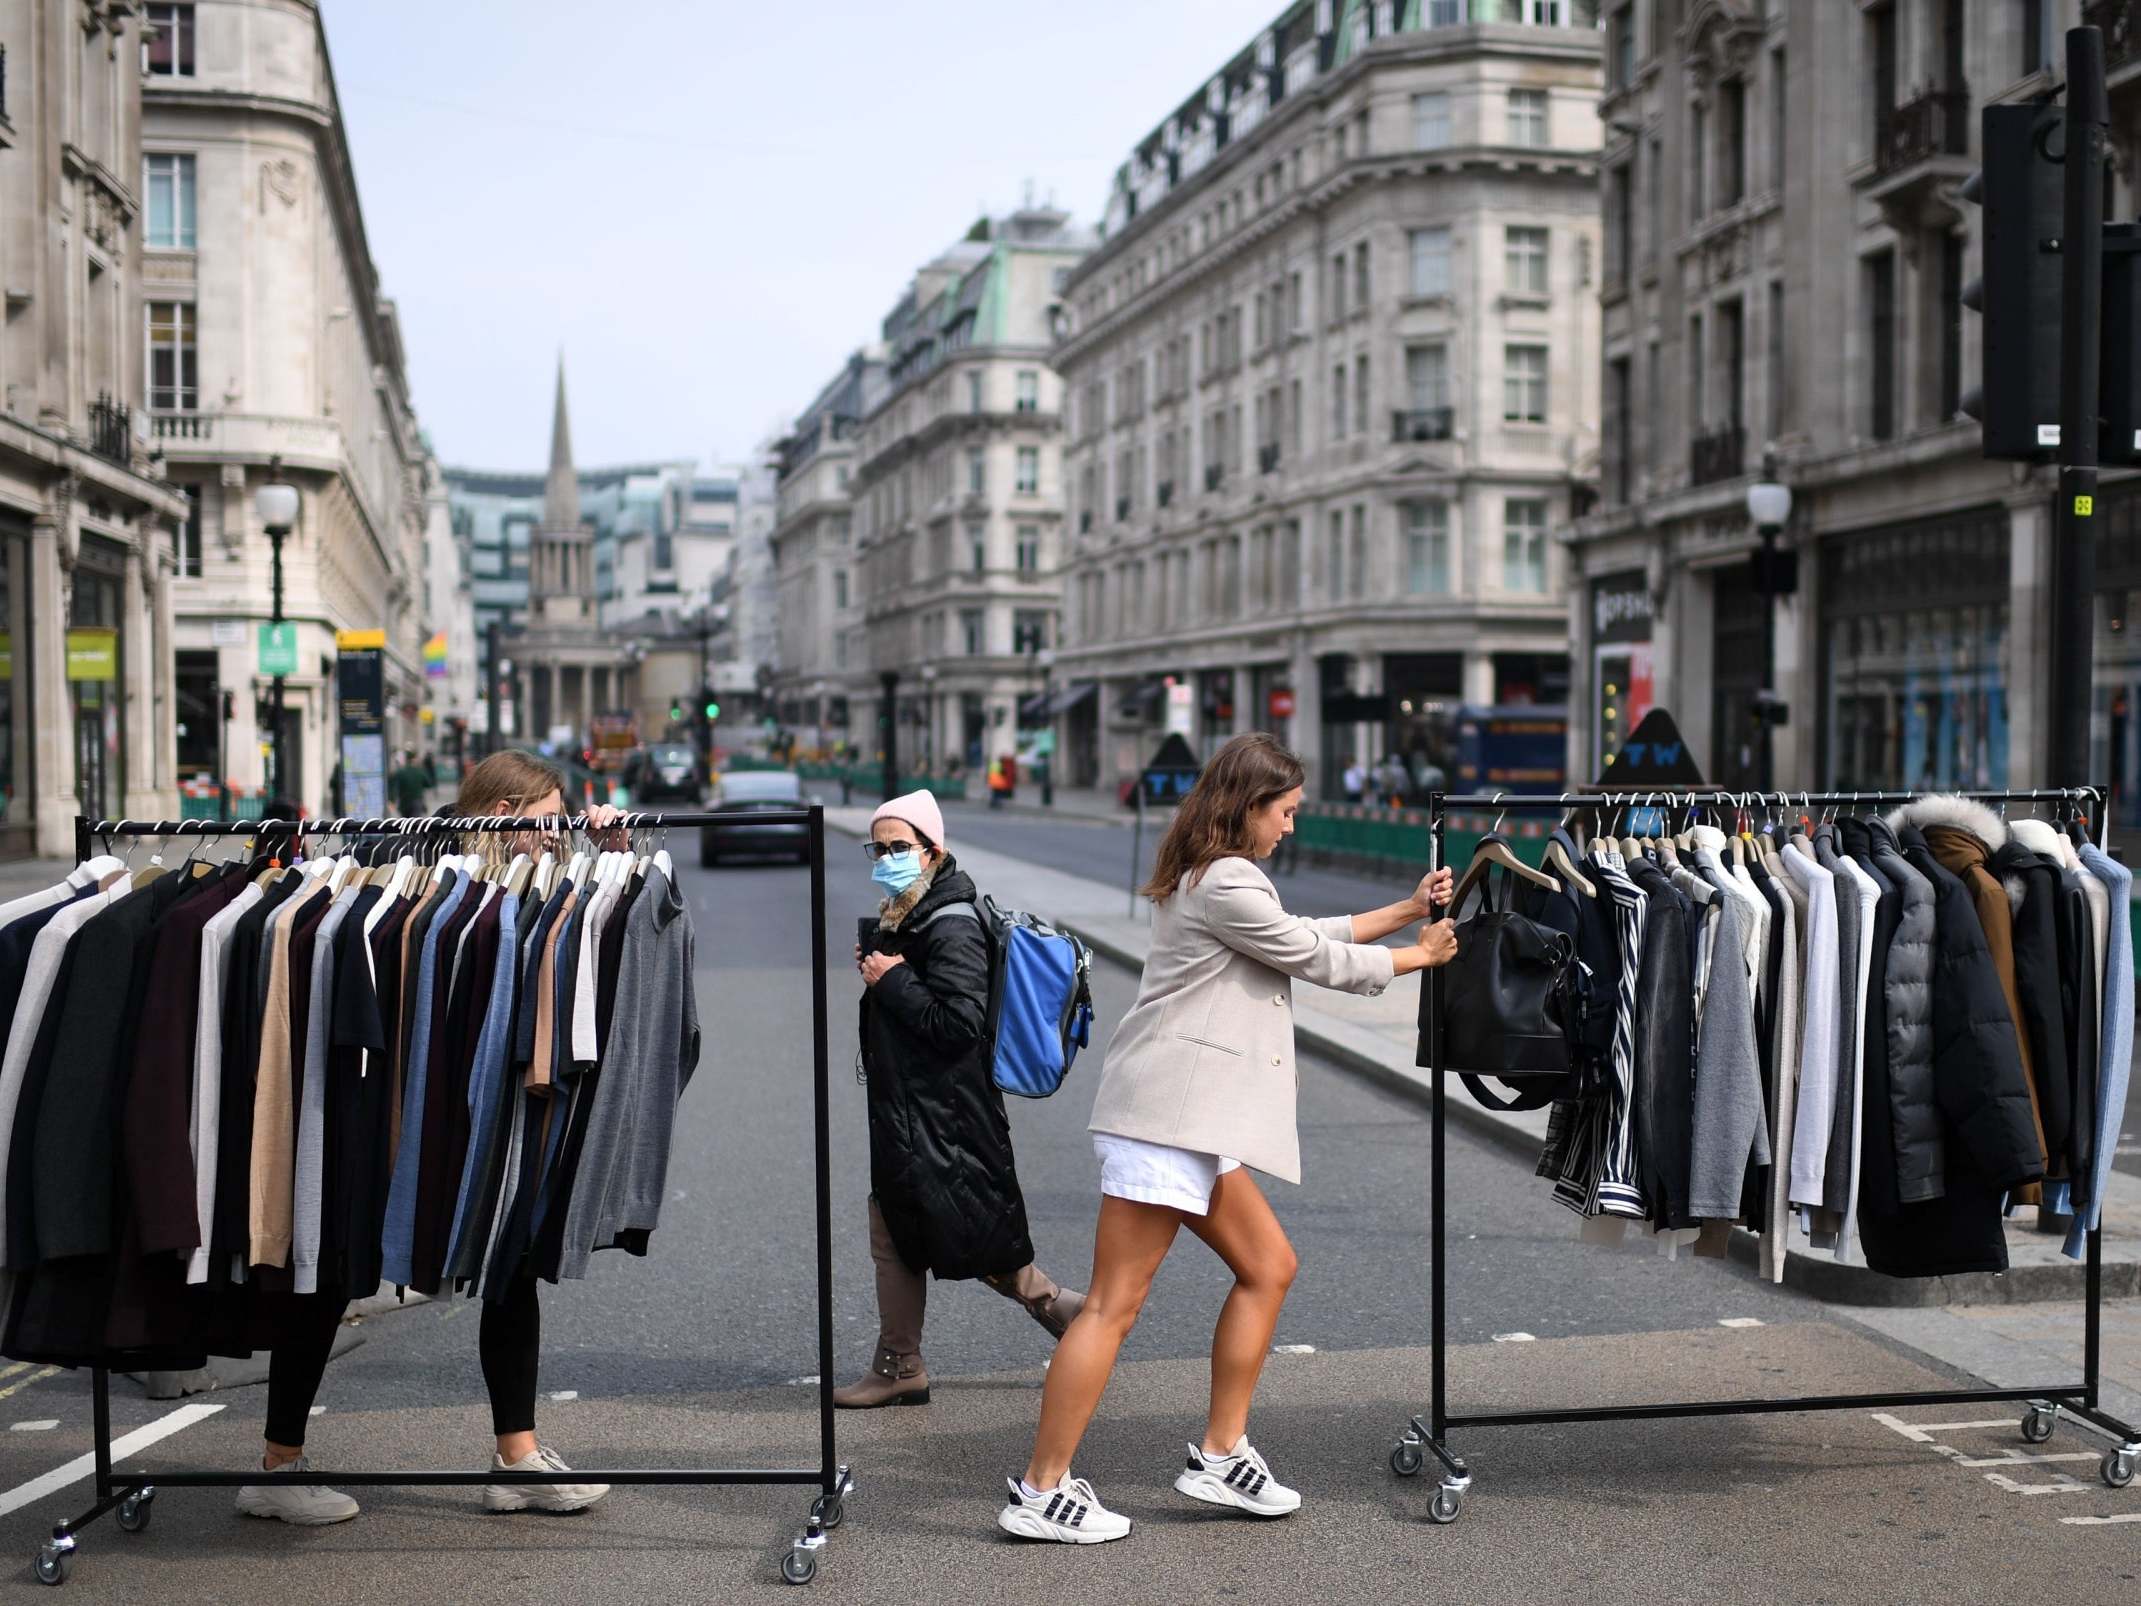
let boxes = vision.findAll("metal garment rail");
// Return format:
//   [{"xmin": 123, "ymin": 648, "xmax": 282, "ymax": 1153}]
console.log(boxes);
[
  {"xmin": 35, "ymin": 809, "xmax": 849, "ymax": 1587},
  {"xmin": 1390, "ymin": 787, "xmax": 2141, "ymax": 1524}
]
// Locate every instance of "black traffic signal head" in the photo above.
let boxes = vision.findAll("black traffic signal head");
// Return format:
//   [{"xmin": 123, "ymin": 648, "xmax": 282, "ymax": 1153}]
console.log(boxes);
[{"xmin": 1960, "ymin": 102, "xmax": 2064, "ymax": 461}]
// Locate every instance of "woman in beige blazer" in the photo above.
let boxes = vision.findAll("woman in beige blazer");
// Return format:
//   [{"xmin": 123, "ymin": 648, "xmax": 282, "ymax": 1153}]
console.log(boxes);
[{"xmin": 997, "ymin": 733, "xmax": 1456, "ymax": 1545}]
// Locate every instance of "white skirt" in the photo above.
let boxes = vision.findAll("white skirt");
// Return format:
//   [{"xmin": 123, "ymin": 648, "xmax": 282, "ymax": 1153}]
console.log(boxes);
[{"xmin": 1092, "ymin": 1132, "xmax": 1240, "ymax": 1216}]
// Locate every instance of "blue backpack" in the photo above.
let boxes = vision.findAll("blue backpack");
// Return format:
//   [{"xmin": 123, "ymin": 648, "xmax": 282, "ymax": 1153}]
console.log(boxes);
[{"xmin": 921, "ymin": 897, "xmax": 1094, "ymax": 1098}]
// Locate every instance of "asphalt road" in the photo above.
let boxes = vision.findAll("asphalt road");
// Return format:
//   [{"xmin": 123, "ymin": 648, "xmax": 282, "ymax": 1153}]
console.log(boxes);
[{"xmin": 0, "ymin": 845, "xmax": 2131, "ymax": 1598}]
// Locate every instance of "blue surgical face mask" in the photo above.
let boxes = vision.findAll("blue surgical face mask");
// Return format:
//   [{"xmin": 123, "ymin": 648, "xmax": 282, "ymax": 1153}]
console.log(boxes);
[{"xmin": 871, "ymin": 850, "xmax": 923, "ymax": 896}]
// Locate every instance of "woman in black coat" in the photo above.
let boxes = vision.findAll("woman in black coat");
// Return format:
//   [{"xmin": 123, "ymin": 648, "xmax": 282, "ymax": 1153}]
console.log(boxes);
[{"xmin": 834, "ymin": 791, "xmax": 1082, "ymax": 1409}]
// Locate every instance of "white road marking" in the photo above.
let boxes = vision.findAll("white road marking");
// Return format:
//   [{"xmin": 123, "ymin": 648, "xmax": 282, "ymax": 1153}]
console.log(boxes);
[
  {"xmin": 1717, "ymin": 1317, "xmax": 1765, "ymax": 1329},
  {"xmin": 1872, "ymin": 1416, "xmax": 2015, "ymax": 1441},
  {"xmin": 2063, "ymin": 1512, "xmax": 2141, "ymax": 1525},
  {"xmin": 0, "ymin": 1403, "xmax": 225, "ymax": 1520},
  {"xmin": 0, "ymin": 1367, "xmax": 58, "ymax": 1402},
  {"xmin": 8, "ymin": 1422, "xmax": 57, "ymax": 1433},
  {"xmin": 1983, "ymin": 1471, "xmax": 2098, "ymax": 1496},
  {"xmin": 548, "ymin": 1390, "xmax": 579, "ymax": 1402},
  {"xmin": 1491, "ymin": 1332, "xmax": 1536, "ymax": 1344},
  {"xmin": 309, "ymin": 1406, "xmax": 326, "ymax": 1417},
  {"xmin": 1272, "ymin": 1344, "xmax": 1316, "ymax": 1355},
  {"xmin": 786, "ymin": 1375, "xmax": 820, "ymax": 1387},
  {"xmin": 1954, "ymin": 1450, "xmax": 2099, "ymax": 1467}
]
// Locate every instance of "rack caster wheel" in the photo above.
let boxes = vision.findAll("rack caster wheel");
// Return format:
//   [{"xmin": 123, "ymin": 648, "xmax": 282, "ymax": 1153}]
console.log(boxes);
[
  {"xmin": 2020, "ymin": 1406, "xmax": 2057, "ymax": 1445},
  {"xmin": 782, "ymin": 1549, "xmax": 818, "ymax": 1585},
  {"xmin": 809, "ymin": 1494, "xmax": 843, "ymax": 1531},
  {"xmin": 33, "ymin": 1542, "xmax": 70, "ymax": 1586},
  {"xmin": 2103, "ymin": 1449, "xmax": 2137, "ymax": 1490},
  {"xmin": 1429, "ymin": 1485, "xmax": 1462, "ymax": 1525},
  {"xmin": 1390, "ymin": 1440, "xmax": 1425, "ymax": 1478},
  {"xmin": 116, "ymin": 1490, "xmax": 153, "ymax": 1533}
]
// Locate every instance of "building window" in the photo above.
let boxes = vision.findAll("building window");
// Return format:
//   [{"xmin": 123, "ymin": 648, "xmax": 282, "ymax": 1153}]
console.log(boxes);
[
  {"xmin": 144, "ymin": 3, "xmax": 195, "ymax": 77},
  {"xmin": 1015, "ymin": 446, "xmax": 1039, "ymax": 495},
  {"xmin": 144, "ymin": 154, "xmax": 195, "ymax": 249},
  {"xmin": 1507, "ymin": 88, "xmax": 1548, "ymax": 148},
  {"xmin": 174, "ymin": 481, "xmax": 203, "ymax": 578},
  {"xmin": 1767, "ymin": 279, "xmax": 1786, "ymax": 440},
  {"xmin": 1647, "ymin": 134, "xmax": 1665, "ymax": 259},
  {"xmin": 2022, "ymin": 0, "xmax": 2053, "ymax": 74},
  {"xmin": 1331, "ymin": 364, "xmax": 1349, "ymax": 438},
  {"xmin": 1288, "ymin": 378, "xmax": 1304, "ymax": 454},
  {"xmin": 966, "ymin": 449, "xmax": 986, "ymax": 495},
  {"xmin": 1407, "ymin": 344, "xmax": 1449, "ymax": 413},
  {"xmin": 834, "ymin": 570, "xmax": 849, "ymax": 609},
  {"xmin": 1720, "ymin": 78, "xmax": 1747, "ymax": 207},
  {"xmin": 1426, "ymin": 0, "xmax": 1465, "ymax": 22},
  {"xmin": 1353, "ymin": 241, "xmax": 1370, "ymax": 310},
  {"xmin": 1287, "ymin": 270, "xmax": 1304, "ymax": 332},
  {"xmin": 1327, "ymin": 511, "xmax": 1345, "ymax": 601},
  {"xmin": 1015, "ymin": 369, "xmax": 1038, "ymax": 412},
  {"xmin": 969, "ymin": 524, "xmax": 987, "ymax": 574},
  {"xmin": 1770, "ymin": 48, "xmax": 1788, "ymax": 192},
  {"xmin": 1016, "ymin": 525, "xmax": 1040, "ymax": 574},
  {"xmin": 1867, "ymin": 248, "xmax": 1896, "ymax": 440},
  {"xmin": 1503, "ymin": 344, "xmax": 1547, "ymax": 424},
  {"xmin": 1505, "ymin": 225, "xmax": 1549, "ymax": 295},
  {"xmin": 1504, "ymin": 499, "xmax": 1549, "ymax": 593},
  {"xmin": 1688, "ymin": 101, "xmax": 1707, "ymax": 220},
  {"xmin": 1331, "ymin": 253, "xmax": 1348, "ymax": 320},
  {"xmin": 966, "ymin": 371, "xmax": 983, "ymax": 413},
  {"xmin": 1013, "ymin": 609, "xmax": 1048, "ymax": 655},
  {"xmin": 1939, "ymin": 232, "xmax": 1964, "ymax": 421},
  {"xmin": 1688, "ymin": 311, "xmax": 1705, "ymax": 427},
  {"xmin": 1349, "ymin": 505, "xmax": 1368, "ymax": 599},
  {"xmin": 1608, "ymin": 356, "xmax": 1632, "ymax": 504},
  {"xmin": 1354, "ymin": 357, "xmax": 1370, "ymax": 443},
  {"xmin": 1412, "ymin": 91, "xmax": 1451, "ymax": 149},
  {"xmin": 1609, "ymin": 9, "xmax": 1635, "ymax": 89},
  {"xmin": 1404, "ymin": 501, "xmax": 1451, "ymax": 594},
  {"xmin": 961, "ymin": 609, "xmax": 985, "ymax": 655},
  {"xmin": 1607, "ymin": 164, "xmax": 1632, "ymax": 284},
  {"xmin": 147, "ymin": 302, "xmax": 198, "ymax": 411},
  {"xmin": 1408, "ymin": 226, "xmax": 1451, "ymax": 297},
  {"xmin": 1719, "ymin": 297, "xmax": 1745, "ymax": 428}
]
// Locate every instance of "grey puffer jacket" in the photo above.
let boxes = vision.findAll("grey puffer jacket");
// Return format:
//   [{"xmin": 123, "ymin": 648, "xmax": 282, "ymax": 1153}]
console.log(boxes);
[{"xmin": 1864, "ymin": 818, "xmax": 1942, "ymax": 1204}]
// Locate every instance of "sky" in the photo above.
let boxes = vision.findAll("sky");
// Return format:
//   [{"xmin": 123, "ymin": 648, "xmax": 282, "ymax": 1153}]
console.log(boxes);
[{"xmin": 325, "ymin": 0, "xmax": 1269, "ymax": 473}]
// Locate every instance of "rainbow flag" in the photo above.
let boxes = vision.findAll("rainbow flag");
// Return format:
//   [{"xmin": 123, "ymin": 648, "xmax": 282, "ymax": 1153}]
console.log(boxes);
[{"xmin": 423, "ymin": 631, "xmax": 448, "ymax": 679}]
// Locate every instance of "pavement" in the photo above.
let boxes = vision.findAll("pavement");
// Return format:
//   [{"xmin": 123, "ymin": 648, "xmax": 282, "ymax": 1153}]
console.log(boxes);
[{"xmin": 0, "ymin": 811, "xmax": 2127, "ymax": 1597}]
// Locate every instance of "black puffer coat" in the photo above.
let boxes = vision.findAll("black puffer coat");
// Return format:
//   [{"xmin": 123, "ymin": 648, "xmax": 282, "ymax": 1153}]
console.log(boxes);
[
  {"xmin": 1859, "ymin": 827, "xmax": 2045, "ymax": 1279},
  {"xmin": 860, "ymin": 858, "xmax": 1034, "ymax": 1281}
]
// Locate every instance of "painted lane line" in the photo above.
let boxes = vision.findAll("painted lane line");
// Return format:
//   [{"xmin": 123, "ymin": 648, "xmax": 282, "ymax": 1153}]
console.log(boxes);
[
  {"xmin": 1717, "ymin": 1317, "xmax": 1765, "ymax": 1329},
  {"xmin": 1982, "ymin": 1471, "xmax": 2098, "ymax": 1496},
  {"xmin": 0, "ymin": 1403, "xmax": 225, "ymax": 1520},
  {"xmin": 1872, "ymin": 1415, "xmax": 2016, "ymax": 1442},
  {"xmin": 309, "ymin": 1406, "xmax": 326, "ymax": 1417},
  {"xmin": 0, "ymin": 1363, "xmax": 30, "ymax": 1382},
  {"xmin": 548, "ymin": 1390, "xmax": 579, "ymax": 1402},
  {"xmin": 8, "ymin": 1422, "xmax": 57, "ymax": 1433},
  {"xmin": 2063, "ymin": 1512, "xmax": 2141, "ymax": 1525},
  {"xmin": 0, "ymin": 1367, "xmax": 59, "ymax": 1403},
  {"xmin": 1272, "ymin": 1344, "xmax": 1316, "ymax": 1355},
  {"xmin": 1953, "ymin": 1450, "xmax": 2100, "ymax": 1468},
  {"xmin": 786, "ymin": 1375, "xmax": 820, "ymax": 1387},
  {"xmin": 1491, "ymin": 1332, "xmax": 1537, "ymax": 1344}
]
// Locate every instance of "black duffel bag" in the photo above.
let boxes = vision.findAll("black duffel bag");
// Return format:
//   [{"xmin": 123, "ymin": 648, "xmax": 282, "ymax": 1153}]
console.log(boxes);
[{"xmin": 1420, "ymin": 865, "xmax": 1579, "ymax": 1112}]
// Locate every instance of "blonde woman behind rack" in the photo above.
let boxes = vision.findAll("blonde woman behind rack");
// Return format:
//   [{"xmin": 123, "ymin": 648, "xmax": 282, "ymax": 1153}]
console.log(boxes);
[{"xmin": 237, "ymin": 749, "xmax": 624, "ymax": 1527}]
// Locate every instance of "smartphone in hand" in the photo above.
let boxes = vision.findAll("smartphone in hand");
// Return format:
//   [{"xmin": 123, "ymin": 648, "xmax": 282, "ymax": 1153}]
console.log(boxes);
[{"xmin": 857, "ymin": 916, "xmax": 882, "ymax": 957}]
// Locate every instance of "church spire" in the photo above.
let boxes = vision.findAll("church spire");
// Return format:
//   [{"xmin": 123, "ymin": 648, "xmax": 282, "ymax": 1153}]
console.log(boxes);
[{"xmin": 542, "ymin": 354, "xmax": 579, "ymax": 532}]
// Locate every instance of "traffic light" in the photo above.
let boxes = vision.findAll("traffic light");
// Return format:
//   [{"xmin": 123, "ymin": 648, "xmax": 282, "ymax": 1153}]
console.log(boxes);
[
  {"xmin": 1960, "ymin": 102, "xmax": 2065, "ymax": 461},
  {"xmin": 700, "ymin": 685, "xmax": 718, "ymax": 722},
  {"xmin": 668, "ymin": 699, "xmax": 683, "ymax": 723}
]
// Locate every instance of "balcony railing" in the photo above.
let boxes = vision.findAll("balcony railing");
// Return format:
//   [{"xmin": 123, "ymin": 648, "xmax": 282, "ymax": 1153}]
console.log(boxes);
[
  {"xmin": 1157, "ymin": 479, "xmax": 1174, "ymax": 507},
  {"xmin": 2085, "ymin": 0, "xmax": 2140, "ymax": 69},
  {"xmin": 87, "ymin": 393, "xmax": 130, "ymax": 465},
  {"xmin": 1392, "ymin": 407, "xmax": 1455, "ymax": 443},
  {"xmin": 1688, "ymin": 422, "xmax": 1747, "ymax": 487},
  {"xmin": 1204, "ymin": 463, "xmax": 1224, "ymax": 492},
  {"xmin": 1258, "ymin": 443, "xmax": 1281, "ymax": 473},
  {"xmin": 1874, "ymin": 86, "xmax": 1969, "ymax": 176}
]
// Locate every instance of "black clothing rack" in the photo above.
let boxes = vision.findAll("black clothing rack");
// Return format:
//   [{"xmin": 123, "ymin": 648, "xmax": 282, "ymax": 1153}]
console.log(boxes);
[
  {"xmin": 35, "ymin": 809, "xmax": 849, "ymax": 1588},
  {"xmin": 1392, "ymin": 787, "xmax": 2141, "ymax": 1524}
]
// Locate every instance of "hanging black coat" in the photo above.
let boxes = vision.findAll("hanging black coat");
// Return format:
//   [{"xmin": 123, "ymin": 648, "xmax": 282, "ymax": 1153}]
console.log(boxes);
[
  {"xmin": 860, "ymin": 857, "xmax": 1034, "ymax": 1281},
  {"xmin": 1859, "ymin": 827, "xmax": 2045, "ymax": 1279},
  {"xmin": 1990, "ymin": 840, "xmax": 2073, "ymax": 1181}
]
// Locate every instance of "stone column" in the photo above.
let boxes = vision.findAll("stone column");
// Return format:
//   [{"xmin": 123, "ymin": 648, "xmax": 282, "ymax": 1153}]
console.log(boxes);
[
  {"xmin": 121, "ymin": 539, "xmax": 163, "ymax": 821},
  {"xmin": 1461, "ymin": 650, "xmax": 1497, "ymax": 707},
  {"xmin": 29, "ymin": 514, "xmax": 76, "ymax": 858},
  {"xmin": 1289, "ymin": 634, "xmax": 1324, "ymax": 798}
]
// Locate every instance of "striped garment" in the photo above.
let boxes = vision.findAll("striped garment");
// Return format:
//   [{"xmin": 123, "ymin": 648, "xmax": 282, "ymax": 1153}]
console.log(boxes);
[{"xmin": 1588, "ymin": 850, "xmax": 1650, "ymax": 1220}]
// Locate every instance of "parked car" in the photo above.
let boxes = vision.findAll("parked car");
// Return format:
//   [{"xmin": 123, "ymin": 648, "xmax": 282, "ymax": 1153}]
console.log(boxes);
[
  {"xmin": 700, "ymin": 770, "xmax": 808, "ymax": 867},
  {"xmin": 625, "ymin": 742, "xmax": 705, "ymax": 807}
]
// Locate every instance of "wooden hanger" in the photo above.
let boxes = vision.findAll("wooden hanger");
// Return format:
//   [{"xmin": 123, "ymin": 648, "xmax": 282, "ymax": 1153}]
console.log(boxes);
[{"xmin": 1544, "ymin": 835, "xmax": 1596, "ymax": 898}]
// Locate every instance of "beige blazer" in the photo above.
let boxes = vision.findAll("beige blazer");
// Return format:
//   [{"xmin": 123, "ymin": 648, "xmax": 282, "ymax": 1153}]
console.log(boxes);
[{"xmin": 1086, "ymin": 855, "xmax": 1396, "ymax": 1184}]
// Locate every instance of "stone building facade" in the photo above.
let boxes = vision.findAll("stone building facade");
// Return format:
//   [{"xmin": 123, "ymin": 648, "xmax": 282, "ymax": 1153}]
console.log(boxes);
[
  {"xmin": 144, "ymin": 0, "xmax": 428, "ymax": 814},
  {"xmin": 1571, "ymin": 0, "xmax": 2141, "ymax": 817},
  {"xmin": 0, "ymin": 1, "xmax": 192, "ymax": 853},
  {"xmin": 850, "ymin": 208, "xmax": 1093, "ymax": 778},
  {"xmin": 1052, "ymin": 0, "xmax": 1600, "ymax": 800},
  {"xmin": 768, "ymin": 349, "xmax": 881, "ymax": 753}
]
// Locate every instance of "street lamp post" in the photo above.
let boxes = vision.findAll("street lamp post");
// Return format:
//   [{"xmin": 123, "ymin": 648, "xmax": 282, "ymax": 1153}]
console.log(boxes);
[
  {"xmin": 253, "ymin": 474, "xmax": 300, "ymax": 808},
  {"xmin": 880, "ymin": 669, "xmax": 900, "ymax": 802},
  {"xmin": 1036, "ymin": 647, "xmax": 1056, "ymax": 807},
  {"xmin": 1745, "ymin": 457, "xmax": 1794, "ymax": 793}
]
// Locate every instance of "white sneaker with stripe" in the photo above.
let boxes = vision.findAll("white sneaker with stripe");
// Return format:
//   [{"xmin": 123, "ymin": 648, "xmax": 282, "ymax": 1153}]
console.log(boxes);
[
  {"xmin": 1173, "ymin": 1437, "xmax": 1301, "ymax": 1517},
  {"xmin": 996, "ymin": 1474, "xmax": 1131, "ymax": 1544}
]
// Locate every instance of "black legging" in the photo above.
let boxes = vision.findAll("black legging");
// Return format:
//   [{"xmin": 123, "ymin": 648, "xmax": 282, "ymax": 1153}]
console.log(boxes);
[{"xmin": 265, "ymin": 1278, "xmax": 542, "ymax": 1447}]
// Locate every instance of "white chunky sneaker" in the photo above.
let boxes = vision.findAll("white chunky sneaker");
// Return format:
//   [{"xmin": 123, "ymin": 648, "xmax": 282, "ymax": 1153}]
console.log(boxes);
[
  {"xmin": 483, "ymin": 1445, "xmax": 610, "ymax": 1513},
  {"xmin": 1174, "ymin": 1437, "xmax": 1302, "ymax": 1518},
  {"xmin": 995, "ymin": 1474, "xmax": 1131, "ymax": 1544},
  {"xmin": 233, "ymin": 1457, "xmax": 361, "ymax": 1526}
]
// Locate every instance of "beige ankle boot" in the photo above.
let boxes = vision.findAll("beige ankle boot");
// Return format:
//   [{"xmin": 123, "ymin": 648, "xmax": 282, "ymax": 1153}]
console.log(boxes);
[
  {"xmin": 985, "ymin": 1266, "xmax": 1087, "ymax": 1340},
  {"xmin": 832, "ymin": 1346, "xmax": 930, "ymax": 1409}
]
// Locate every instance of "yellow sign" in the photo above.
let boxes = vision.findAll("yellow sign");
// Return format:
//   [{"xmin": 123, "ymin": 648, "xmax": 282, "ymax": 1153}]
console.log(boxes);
[
  {"xmin": 336, "ymin": 628, "xmax": 387, "ymax": 650},
  {"xmin": 2076, "ymin": 495, "xmax": 2095, "ymax": 517},
  {"xmin": 0, "ymin": 631, "xmax": 12, "ymax": 679},
  {"xmin": 65, "ymin": 627, "xmax": 117, "ymax": 681},
  {"xmin": 418, "ymin": 706, "xmax": 436, "ymax": 725}
]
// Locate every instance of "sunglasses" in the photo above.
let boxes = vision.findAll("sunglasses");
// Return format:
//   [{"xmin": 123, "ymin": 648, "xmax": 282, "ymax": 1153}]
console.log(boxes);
[{"xmin": 863, "ymin": 840, "xmax": 924, "ymax": 861}]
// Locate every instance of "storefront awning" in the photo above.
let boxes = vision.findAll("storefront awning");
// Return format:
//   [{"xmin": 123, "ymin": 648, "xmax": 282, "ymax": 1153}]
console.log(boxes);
[
  {"xmin": 1049, "ymin": 681, "xmax": 1097, "ymax": 717},
  {"xmin": 1020, "ymin": 681, "xmax": 1099, "ymax": 722},
  {"xmin": 1117, "ymin": 677, "xmax": 1166, "ymax": 718}
]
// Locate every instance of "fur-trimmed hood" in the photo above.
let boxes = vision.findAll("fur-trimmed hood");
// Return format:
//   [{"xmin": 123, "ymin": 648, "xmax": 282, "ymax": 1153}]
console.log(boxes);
[{"xmin": 1886, "ymin": 793, "xmax": 2009, "ymax": 852}]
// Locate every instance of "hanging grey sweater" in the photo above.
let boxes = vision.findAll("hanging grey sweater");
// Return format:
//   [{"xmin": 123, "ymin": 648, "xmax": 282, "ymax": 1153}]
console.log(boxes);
[
  {"xmin": 1686, "ymin": 890, "xmax": 1770, "ymax": 1220},
  {"xmin": 554, "ymin": 865, "xmax": 699, "ymax": 1279}
]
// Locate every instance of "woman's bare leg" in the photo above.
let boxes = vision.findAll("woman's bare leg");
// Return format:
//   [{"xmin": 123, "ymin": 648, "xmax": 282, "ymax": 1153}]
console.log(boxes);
[
  {"xmin": 1021, "ymin": 1196, "xmax": 1182, "ymax": 1489},
  {"xmin": 1180, "ymin": 1169, "xmax": 1298, "ymax": 1454}
]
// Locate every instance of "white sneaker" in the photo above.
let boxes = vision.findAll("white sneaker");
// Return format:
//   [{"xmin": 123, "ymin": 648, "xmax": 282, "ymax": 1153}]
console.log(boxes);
[
  {"xmin": 483, "ymin": 1445, "xmax": 610, "ymax": 1513},
  {"xmin": 1174, "ymin": 1437, "xmax": 1301, "ymax": 1518},
  {"xmin": 995, "ymin": 1474, "xmax": 1131, "ymax": 1544},
  {"xmin": 233, "ymin": 1457, "xmax": 361, "ymax": 1526}
]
